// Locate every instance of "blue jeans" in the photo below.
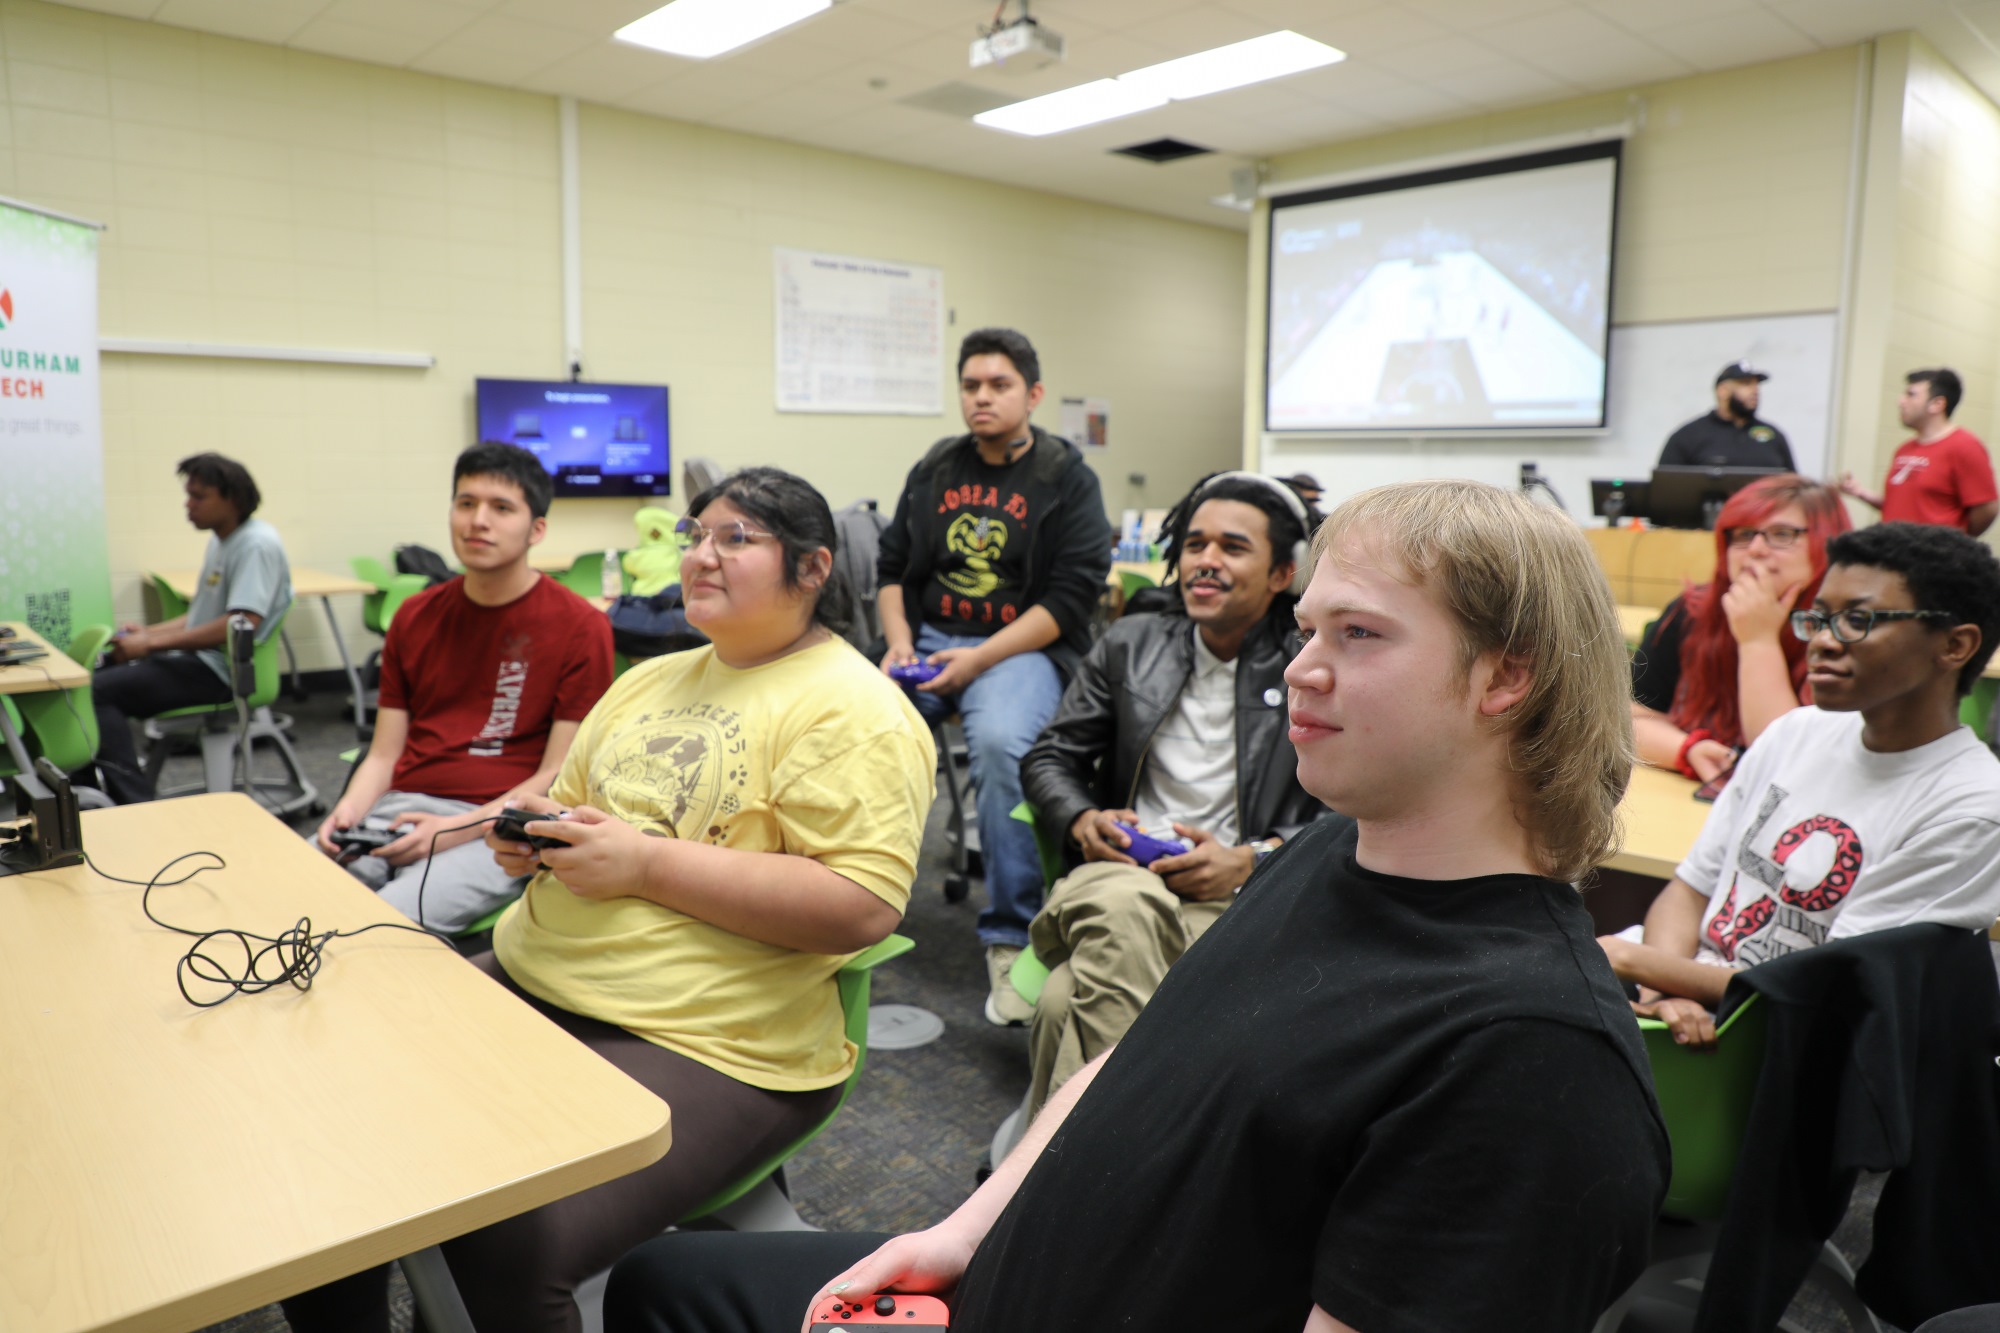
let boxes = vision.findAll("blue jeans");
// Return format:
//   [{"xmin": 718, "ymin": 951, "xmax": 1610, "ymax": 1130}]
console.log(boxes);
[{"xmin": 909, "ymin": 624, "xmax": 1065, "ymax": 948}]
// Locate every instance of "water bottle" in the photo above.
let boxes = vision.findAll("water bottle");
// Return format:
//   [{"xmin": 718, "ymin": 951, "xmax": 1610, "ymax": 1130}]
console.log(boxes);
[{"xmin": 600, "ymin": 547, "xmax": 621, "ymax": 601}]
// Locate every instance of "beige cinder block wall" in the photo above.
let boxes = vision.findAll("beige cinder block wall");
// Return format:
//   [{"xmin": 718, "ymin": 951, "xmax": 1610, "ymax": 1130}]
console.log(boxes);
[{"xmin": 0, "ymin": 0, "xmax": 1246, "ymax": 671}]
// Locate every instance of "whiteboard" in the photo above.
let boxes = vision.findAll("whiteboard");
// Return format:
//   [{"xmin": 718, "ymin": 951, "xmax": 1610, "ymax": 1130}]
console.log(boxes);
[
  {"xmin": 773, "ymin": 247, "xmax": 945, "ymax": 416},
  {"xmin": 1261, "ymin": 310, "xmax": 1838, "ymax": 515}
]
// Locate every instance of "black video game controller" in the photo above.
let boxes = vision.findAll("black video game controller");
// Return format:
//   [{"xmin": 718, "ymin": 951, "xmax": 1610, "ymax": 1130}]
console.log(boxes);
[
  {"xmin": 493, "ymin": 807, "xmax": 575, "ymax": 851},
  {"xmin": 332, "ymin": 818, "xmax": 400, "ymax": 858}
]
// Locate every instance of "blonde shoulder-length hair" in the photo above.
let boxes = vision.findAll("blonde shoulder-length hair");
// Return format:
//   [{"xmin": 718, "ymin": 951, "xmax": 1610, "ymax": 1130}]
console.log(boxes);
[{"xmin": 1314, "ymin": 479, "xmax": 1633, "ymax": 884}]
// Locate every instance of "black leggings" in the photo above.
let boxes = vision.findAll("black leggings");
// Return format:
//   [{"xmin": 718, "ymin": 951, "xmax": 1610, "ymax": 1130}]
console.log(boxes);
[
  {"xmin": 605, "ymin": 1231, "xmax": 892, "ymax": 1333},
  {"xmin": 89, "ymin": 652, "xmax": 231, "ymax": 803},
  {"xmin": 280, "ymin": 953, "xmax": 843, "ymax": 1333}
]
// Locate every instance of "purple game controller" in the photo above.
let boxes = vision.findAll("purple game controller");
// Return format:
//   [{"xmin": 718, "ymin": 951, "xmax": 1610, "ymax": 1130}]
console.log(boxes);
[
  {"xmin": 1115, "ymin": 822, "xmax": 1189, "ymax": 867},
  {"xmin": 889, "ymin": 661, "xmax": 943, "ymax": 687}
]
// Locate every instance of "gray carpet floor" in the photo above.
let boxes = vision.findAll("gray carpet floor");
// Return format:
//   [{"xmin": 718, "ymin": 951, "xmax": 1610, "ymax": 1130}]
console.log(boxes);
[{"xmin": 152, "ymin": 688, "xmax": 1886, "ymax": 1333}]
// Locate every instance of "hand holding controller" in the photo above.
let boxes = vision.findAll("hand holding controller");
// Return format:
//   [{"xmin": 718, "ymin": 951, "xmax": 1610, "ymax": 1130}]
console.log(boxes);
[
  {"xmin": 332, "ymin": 817, "xmax": 400, "ymax": 858},
  {"xmin": 809, "ymin": 1293, "xmax": 949, "ymax": 1329},
  {"xmin": 887, "ymin": 661, "xmax": 943, "ymax": 688},
  {"xmin": 493, "ymin": 807, "xmax": 575, "ymax": 851},
  {"xmin": 1114, "ymin": 822, "xmax": 1189, "ymax": 868}
]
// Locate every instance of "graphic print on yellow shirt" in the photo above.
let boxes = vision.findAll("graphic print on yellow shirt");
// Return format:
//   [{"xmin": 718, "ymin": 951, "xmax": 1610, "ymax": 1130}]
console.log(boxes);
[{"xmin": 493, "ymin": 637, "xmax": 936, "ymax": 1091}]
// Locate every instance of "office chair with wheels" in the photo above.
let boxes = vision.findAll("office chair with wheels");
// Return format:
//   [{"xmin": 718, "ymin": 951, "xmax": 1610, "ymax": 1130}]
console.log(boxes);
[
  {"xmin": 143, "ymin": 610, "xmax": 320, "ymax": 817},
  {"xmin": 399, "ymin": 934, "xmax": 918, "ymax": 1333},
  {"xmin": 1, "ymin": 626, "xmax": 115, "ymax": 808}
]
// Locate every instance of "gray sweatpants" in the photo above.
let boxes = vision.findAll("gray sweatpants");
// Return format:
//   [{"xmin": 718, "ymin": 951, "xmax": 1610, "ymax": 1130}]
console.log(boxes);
[{"xmin": 341, "ymin": 791, "xmax": 526, "ymax": 934}]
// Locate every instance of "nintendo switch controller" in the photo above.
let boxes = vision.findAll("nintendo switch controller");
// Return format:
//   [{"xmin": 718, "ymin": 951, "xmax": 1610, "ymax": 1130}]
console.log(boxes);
[
  {"xmin": 1114, "ymin": 822, "xmax": 1189, "ymax": 867},
  {"xmin": 809, "ymin": 1293, "xmax": 949, "ymax": 1329},
  {"xmin": 493, "ymin": 807, "xmax": 575, "ymax": 851},
  {"xmin": 888, "ymin": 661, "xmax": 942, "ymax": 687},
  {"xmin": 332, "ymin": 818, "xmax": 400, "ymax": 857}
]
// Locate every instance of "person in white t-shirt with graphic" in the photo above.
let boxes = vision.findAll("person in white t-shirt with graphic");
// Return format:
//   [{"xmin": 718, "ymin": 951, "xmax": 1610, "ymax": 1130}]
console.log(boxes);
[{"xmin": 1600, "ymin": 521, "xmax": 2000, "ymax": 1047}]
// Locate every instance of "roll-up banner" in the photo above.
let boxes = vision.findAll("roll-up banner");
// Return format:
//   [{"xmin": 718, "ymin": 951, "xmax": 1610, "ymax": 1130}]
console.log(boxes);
[{"xmin": 0, "ymin": 196, "xmax": 110, "ymax": 648}]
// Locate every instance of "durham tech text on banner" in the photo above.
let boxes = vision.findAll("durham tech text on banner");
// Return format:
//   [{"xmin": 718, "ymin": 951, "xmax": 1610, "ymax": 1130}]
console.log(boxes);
[{"xmin": 0, "ymin": 198, "xmax": 109, "ymax": 647}]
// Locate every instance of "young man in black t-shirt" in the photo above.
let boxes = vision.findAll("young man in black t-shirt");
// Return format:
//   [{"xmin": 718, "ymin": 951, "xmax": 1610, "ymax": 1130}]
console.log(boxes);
[
  {"xmin": 875, "ymin": 328, "xmax": 1113, "ymax": 1024},
  {"xmin": 603, "ymin": 480, "xmax": 1669, "ymax": 1333}
]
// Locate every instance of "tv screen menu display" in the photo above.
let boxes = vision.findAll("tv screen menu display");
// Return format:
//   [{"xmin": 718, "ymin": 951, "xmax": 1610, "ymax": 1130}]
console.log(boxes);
[{"xmin": 475, "ymin": 378, "xmax": 671, "ymax": 498}]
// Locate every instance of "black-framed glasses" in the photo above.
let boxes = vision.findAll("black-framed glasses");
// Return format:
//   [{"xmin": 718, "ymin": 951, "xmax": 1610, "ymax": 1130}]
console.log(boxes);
[
  {"xmin": 1725, "ymin": 523, "xmax": 1808, "ymax": 550},
  {"xmin": 1789, "ymin": 607, "xmax": 1956, "ymax": 644},
  {"xmin": 673, "ymin": 518, "xmax": 775, "ymax": 553}
]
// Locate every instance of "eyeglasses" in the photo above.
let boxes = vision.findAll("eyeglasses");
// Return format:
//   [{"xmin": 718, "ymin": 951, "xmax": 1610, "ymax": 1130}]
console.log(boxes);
[
  {"xmin": 1724, "ymin": 524, "xmax": 1808, "ymax": 550},
  {"xmin": 673, "ymin": 518, "xmax": 775, "ymax": 553},
  {"xmin": 1789, "ymin": 607, "xmax": 1956, "ymax": 644}
]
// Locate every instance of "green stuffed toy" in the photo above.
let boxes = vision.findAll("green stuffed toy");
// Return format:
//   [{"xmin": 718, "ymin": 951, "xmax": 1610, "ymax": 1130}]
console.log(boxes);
[{"xmin": 622, "ymin": 506, "xmax": 683, "ymax": 596}]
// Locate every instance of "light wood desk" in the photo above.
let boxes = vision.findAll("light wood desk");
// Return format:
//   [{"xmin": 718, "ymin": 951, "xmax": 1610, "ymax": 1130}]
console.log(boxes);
[
  {"xmin": 0, "ymin": 793, "xmax": 671, "ymax": 1333},
  {"xmin": 0, "ymin": 622, "xmax": 89, "ymax": 773},
  {"xmin": 155, "ymin": 567, "xmax": 376, "ymax": 733},
  {"xmin": 1617, "ymin": 604, "xmax": 1655, "ymax": 648},
  {"xmin": 1605, "ymin": 765, "xmax": 1711, "ymax": 880}
]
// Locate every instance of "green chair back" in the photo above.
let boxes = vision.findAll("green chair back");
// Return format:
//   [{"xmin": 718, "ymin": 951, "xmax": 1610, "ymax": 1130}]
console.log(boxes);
[
  {"xmin": 1636, "ymin": 993, "xmax": 1768, "ymax": 1221},
  {"xmin": 558, "ymin": 552, "xmax": 606, "ymax": 601},
  {"xmin": 352, "ymin": 555, "xmax": 395, "ymax": 591},
  {"xmin": 154, "ymin": 608, "xmax": 289, "ymax": 719},
  {"xmin": 1960, "ymin": 678, "xmax": 1996, "ymax": 743},
  {"xmin": 678, "ymin": 933, "xmax": 915, "ymax": 1223},
  {"xmin": 1117, "ymin": 568, "xmax": 1158, "ymax": 602},
  {"xmin": 149, "ymin": 573, "xmax": 191, "ymax": 622},
  {"xmin": 1006, "ymin": 801, "xmax": 1064, "ymax": 1007},
  {"xmin": 0, "ymin": 623, "xmax": 112, "ymax": 775}
]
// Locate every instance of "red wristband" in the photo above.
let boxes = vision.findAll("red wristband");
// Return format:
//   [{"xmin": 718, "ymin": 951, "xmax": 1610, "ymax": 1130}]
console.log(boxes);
[{"xmin": 1674, "ymin": 729, "xmax": 1713, "ymax": 780}]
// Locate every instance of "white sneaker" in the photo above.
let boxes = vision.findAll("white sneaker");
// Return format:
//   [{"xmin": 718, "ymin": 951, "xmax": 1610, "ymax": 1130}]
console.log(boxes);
[{"xmin": 984, "ymin": 944, "xmax": 1034, "ymax": 1027}]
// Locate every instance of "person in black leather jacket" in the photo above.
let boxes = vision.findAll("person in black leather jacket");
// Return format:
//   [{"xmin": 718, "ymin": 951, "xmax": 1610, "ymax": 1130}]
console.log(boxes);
[{"xmin": 1016, "ymin": 471, "xmax": 1336, "ymax": 1112}]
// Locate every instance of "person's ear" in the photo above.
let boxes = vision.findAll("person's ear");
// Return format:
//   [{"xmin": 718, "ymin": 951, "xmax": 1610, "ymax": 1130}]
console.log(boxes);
[
  {"xmin": 1024, "ymin": 380, "xmax": 1046, "ymax": 413},
  {"xmin": 1266, "ymin": 558, "xmax": 1297, "ymax": 595},
  {"xmin": 1940, "ymin": 622, "xmax": 1982, "ymax": 678},
  {"xmin": 528, "ymin": 515, "xmax": 547, "ymax": 547},
  {"xmin": 1476, "ymin": 651, "xmax": 1535, "ymax": 718},
  {"xmin": 798, "ymin": 547, "xmax": 832, "ymax": 594}
]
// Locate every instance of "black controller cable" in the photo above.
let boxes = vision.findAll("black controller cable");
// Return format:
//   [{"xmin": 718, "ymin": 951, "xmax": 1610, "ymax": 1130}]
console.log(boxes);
[{"xmin": 82, "ymin": 813, "xmax": 523, "ymax": 1008}]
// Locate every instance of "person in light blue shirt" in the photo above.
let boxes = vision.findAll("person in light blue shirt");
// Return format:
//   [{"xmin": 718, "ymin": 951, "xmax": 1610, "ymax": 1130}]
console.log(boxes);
[{"xmin": 88, "ymin": 453, "xmax": 292, "ymax": 803}]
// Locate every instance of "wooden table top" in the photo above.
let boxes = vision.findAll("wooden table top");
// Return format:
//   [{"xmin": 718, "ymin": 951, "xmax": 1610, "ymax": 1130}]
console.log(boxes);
[
  {"xmin": 1605, "ymin": 765, "xmax": 1711, "ymax": 880},
  {"xmin": 0, "ymin": 622, "xmax": 90, "ymax": 696},
  {"xmin": 0, "ymin": 794, "xmax": 671, "ymax": 1333},
  {"xmin": 155, "ymin": 567, "xmax": 374, "ymax": 601}
]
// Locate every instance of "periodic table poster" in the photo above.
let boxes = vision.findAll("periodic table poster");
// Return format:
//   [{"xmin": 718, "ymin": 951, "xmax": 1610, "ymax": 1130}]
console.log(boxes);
[{"xmin": 773, "ymin": 247, "xmax": 944, "ymax": 416}]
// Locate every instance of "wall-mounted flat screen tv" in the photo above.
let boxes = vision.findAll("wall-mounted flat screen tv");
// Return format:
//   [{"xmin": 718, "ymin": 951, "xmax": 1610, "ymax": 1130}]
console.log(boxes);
[
  {"xmin": 475, "ymin": 378, "xmax": 671, "ymax": 498},
  {"xmin": 1265, "ymin": 140, "xmax": 1621, "ymax": 434}
]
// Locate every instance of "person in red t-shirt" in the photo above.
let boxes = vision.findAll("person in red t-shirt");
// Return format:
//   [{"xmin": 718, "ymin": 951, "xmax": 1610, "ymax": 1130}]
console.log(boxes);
[
  {"xmin": 314, "ymin": 443, "xmax": 614, "ymax": 932},
  {"xmin": 1841, "ymin": 368, "xmax": 1999, "ymax": 536}
]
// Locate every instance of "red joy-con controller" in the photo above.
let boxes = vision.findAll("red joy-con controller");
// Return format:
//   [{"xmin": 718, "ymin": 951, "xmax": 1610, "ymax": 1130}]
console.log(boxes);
[{"xmin": 809, "ymin": 1293, "xmax": 949, "ymax": 1329}]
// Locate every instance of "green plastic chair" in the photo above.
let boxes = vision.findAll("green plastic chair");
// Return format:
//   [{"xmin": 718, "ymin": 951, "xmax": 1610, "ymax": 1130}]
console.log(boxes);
[
  {"xmin": 1116, "ymin": 567, "xmax": 1158, "ymax": 603},
  {"xmin": 1602, "ymin": 995, "xmax": 1880, "ymax": 1331},
  {"xmin": 149, "ymin": 572, "xmax": 191, "ymax": 622},
  {"xmin": 0, "ymin": 624, "xmax": 112, "ymax": 777},
  {"xmin": 1005, "ymin": 801, "xmax": 1064, "ymax": 1006},
  {"xmin": 144, "ymin": 609, "xmax": 319, "ymax": 815},
  {"xmin": 558, "ymin": 552, "xmax": 606, "ymax": 601},
  {"xmin": 1636, "ymin": 996, "xmax": 1768, "ymax": 1221},
  {"xmin": 679, "ymin": 932, "xmax": 915, "ymax": 1223}
]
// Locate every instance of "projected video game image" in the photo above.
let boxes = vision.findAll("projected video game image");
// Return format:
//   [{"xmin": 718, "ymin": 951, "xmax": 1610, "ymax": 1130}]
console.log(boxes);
[
  {"xmin": 475, "ymin": 378, "xmax": 671, "ymax": 499},
  {"xmin": 1266, "ymin": 148, "xmax": 1619, "ymax": 433}
]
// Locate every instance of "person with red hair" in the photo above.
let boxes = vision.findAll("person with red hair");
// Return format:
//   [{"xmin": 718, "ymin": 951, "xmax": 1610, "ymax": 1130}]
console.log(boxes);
[{"xmin": 1632, "ymin": 474, "xmax": 1852, "ymax": 782}]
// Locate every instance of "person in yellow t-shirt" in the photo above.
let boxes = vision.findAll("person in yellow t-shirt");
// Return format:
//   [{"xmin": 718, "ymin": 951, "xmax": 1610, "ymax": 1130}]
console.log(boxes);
[{"xmin": 278, "ymin": 468, "xmax": 935, "ymax": 1333}]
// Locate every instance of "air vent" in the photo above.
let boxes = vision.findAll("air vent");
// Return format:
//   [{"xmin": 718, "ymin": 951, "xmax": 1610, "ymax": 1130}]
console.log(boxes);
[
  {"xmin": 1111, "ymin": 137, "xmax": 1213, "ymax": 164},
  {"xmin": 898, "ymin": 81, "xmax": 1020, "ymax": 118}
]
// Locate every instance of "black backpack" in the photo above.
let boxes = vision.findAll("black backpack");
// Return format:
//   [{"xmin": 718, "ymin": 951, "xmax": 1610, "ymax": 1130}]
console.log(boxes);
[{"xmin": 393, "ymin": 543, "xmax": 455, "ymax": 588}]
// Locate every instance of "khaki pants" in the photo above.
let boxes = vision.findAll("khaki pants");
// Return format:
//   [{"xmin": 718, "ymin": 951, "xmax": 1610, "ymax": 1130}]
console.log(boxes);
[{"xmin": 1025, "ymin": 861, "xmax": 1229, "ymax": 1115}]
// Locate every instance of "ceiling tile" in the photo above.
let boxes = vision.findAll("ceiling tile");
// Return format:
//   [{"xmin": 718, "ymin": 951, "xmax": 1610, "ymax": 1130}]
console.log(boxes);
[
  {"xmin": 1403, "ymin": 0, "xmax": 1573, "ymax": 31},
  {"xmin": 286, "ymin": 18, "xmax": 438, "ymax": 64},
  {"xmin": 1304, "ymin": 5, "xmax": 1457, "ymax": 56},
  {"xmin": 148, "ymin": 0, "xmax": 335, "ymax": 44},
  {"xmin": 1637, "ymin": 7, "xmax": 1821, "ymax": 69},
  {"xmin": 794, "ymin": 4, "xmax": 943, "ymax": 59},
  {"xmin": 516, "ymin": 41, "xmax": 682, "ymax": 100},
  {"xmin": 408, "ymin": 13, "xmax": 596, "ymax": 82},
  {"xmin": 490, "ymin": 0, "xmax": 660, "ymax": 38},
  {"xmin": 1215, "ymin": 0, "xmax": 1390, "ymax": 27},
  {"xmin": 1761, "ymin": 0, "xmax": 1913, "ymax": 46},
  {"xmin": 1587, "ymin": 0, "xmax": 1753, "ymax": 32},
  {"xmin": 44, "ymin": 0, "xmax": 167, "ymax": 19},
  {"xmin": 1433, "ymin": 55, "xmax": 1578, "ymax": 105},
  {"xmin": 305, "ymin": 0, "xmax": 479, "ymax": 43},
  {"xmin": 1369, "ymin": 33, "xmax": 1509, "ymax": 78},
  {"xmin": 1481, "ymin": 8, "xmax": 1692, "ymax": 84}
]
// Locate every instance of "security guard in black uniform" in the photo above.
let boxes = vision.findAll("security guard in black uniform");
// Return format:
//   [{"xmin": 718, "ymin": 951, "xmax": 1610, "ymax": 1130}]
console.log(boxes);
[{"xmin": 1658, "ymin": 361, "xmax": 1795, "ymax": 469}]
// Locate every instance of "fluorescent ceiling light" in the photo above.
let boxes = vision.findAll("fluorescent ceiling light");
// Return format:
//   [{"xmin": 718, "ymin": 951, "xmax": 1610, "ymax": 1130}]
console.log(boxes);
[
  {"xmin": 975, "ymin": 79, "xmax": 1169, "ymax": 137},
  {"xmin": 615, "ymin": 0, "xmax": 831, "ymax": 59},
  {"xmin": 977, "ymin": 31, "xmax": 1345, "ymax": 137},
  {"xmin": 1119, "ymin": 31, "xmax": 1346, "ymax": 101}
]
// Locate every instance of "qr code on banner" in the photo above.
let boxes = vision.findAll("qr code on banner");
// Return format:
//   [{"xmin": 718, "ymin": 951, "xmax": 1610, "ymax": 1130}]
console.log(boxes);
[{"xmin": 25, "ymin": 589, "xmax": 71, "ymax": 648}]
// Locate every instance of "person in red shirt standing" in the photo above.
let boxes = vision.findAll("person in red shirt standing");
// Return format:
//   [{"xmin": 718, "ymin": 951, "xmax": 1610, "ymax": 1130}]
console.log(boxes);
[
  {"xmin": 1842, "ymin": 368, "xmax": 1999, "ymax": 535},
  {"xmin": 315, "ymin": 442, "xmax": 614, "ymax": 932}
]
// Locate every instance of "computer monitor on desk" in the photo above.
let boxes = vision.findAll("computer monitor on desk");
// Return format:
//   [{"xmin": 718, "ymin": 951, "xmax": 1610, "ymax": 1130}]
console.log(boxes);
[
  {"xmin": 1591, "ymin": 478, "xmax": 1651, "ymax": 528},
  {"xmin": 1649, "ymin": 465, "xmax": 1784, "ymax": 530}
]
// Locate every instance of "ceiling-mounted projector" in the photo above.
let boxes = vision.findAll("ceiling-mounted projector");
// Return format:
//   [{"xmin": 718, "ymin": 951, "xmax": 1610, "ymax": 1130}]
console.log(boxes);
[{"xmin": 971, "ymin": 17, "xmax": 1064, "ymax": 71}]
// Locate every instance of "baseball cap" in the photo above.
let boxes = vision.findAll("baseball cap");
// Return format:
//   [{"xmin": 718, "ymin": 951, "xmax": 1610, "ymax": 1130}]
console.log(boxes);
[{"xmin": 1716, "ymin": 361, "xmax": 1770, "ymax": 385}]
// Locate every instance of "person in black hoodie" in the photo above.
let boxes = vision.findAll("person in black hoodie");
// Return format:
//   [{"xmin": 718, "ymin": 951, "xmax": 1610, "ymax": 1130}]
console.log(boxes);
[
  {"xmin": 877, "ymin": 328, "xmax": 1113, "ymax": 1024},
  {"xmin": 1017, "ymin": 470, "xmax": 1336, "ymax": 1113}
]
